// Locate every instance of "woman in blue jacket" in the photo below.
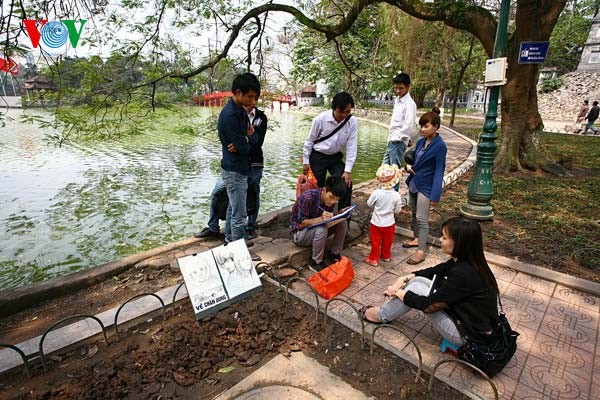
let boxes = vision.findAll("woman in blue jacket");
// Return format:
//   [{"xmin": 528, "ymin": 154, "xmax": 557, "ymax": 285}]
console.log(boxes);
[{"xmin": 402, "ymin": 109, "xmax": 447, "ymax": 264}]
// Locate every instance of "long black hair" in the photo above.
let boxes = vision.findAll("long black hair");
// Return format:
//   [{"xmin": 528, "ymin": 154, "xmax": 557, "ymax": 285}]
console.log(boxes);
[{"xmin": 442, "ymin": 217, "xmax": 498, "ymax": 293}]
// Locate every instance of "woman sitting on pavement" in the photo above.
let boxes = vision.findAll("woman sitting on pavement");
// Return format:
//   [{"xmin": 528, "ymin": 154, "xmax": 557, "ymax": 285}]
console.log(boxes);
[
  {"xmin": 402, "ymin": 108, "xmax": 447, "ymax": 264},
  {"xmin": 360, "ymin": 217, "xmax": 499, "ymax": 349}
]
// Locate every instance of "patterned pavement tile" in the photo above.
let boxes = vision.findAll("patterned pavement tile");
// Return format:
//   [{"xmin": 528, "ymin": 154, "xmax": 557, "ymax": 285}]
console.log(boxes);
[
  {"xmin": 500, "ymin": 348, "xmax": 528, "ymax": 382},
  {"xmin": 497, "ymin": 279, "xmax": 510, "ymax": 295},
  {"xmin": 511, "ymin": 383, "xmax": 545, "ymax": 400},
  {"xmin": 353, "ymin": 262, "xmax": 386, "ymax": 283},
  {"xmin": 512, "ymin": 272, "xmax": 557, "ymax": 296},
  {"xmin": 341, "ymin": 275, "xmax": 373, "ymax": 297},
  {"xmin": 590, "ymin": 382, "xmax": 600, "ymax": 400},
  {"xmin": 387, "ymin": 263, "xmax": 417, "ymax": 276},
  {"xmin": 501, "ymin": 297, "xmax": 545, "ymax": 332},
  {"xmin": 451, "ymin": 367, "xmax": 518, "ymax": 400},
  {"xmin": 529, "ymin": 331, "xmax": 594, "ymax": 381},
  {"xmin": 553, "ymin": 284, "xmax": 600, "ymax": 313},
  {"xmin": 489, "ymin": 264, "xmax": 518, "ymax": 284},
  {"xmin": 512, "ymin": 326, "xmax": 538, "ymax": 354},
  {"xmin": 503, "ymin": 284, "xmax": 552, "ymax": 313},
  {"xmin": 370, "ymin": 272, "xmax": 402, "ymax": 291},
  {"xmin": 539, "ymin": 299, "xmax": 598, "ymax": 353},
  {"xmin": 350, "ymin": 284, "xmax": 387, "ymax": 308},
  {"xmin": 343, "ymin": 246, "xmax": 370, "ymax": 263},
  {"xmin": 519, "ymin": 353, "xmax": 589, "ymax": 400}
]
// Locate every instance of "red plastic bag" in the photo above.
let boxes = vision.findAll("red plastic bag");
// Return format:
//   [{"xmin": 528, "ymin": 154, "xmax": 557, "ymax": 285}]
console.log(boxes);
[
  {"xmin": 307, "ymin": 256, "xmax": 354, "ymax": 299},
  {"xmin": 296, "ymin": 168, "xmax": 318, "ymax": 199}
]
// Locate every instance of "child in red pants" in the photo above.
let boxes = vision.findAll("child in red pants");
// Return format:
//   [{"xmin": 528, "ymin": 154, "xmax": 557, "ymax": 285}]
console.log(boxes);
[{"xmin": 365, "ymin": 164, "xmax": 403, "ymax": 266}]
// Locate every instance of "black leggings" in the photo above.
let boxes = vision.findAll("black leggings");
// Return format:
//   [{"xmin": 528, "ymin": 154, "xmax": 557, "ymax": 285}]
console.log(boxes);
[{"xmin": 309, "ymin": 150, "xmax": 352, "ymax": 210}]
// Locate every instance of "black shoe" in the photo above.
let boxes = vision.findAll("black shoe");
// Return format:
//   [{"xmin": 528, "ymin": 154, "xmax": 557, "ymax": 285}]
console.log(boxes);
[
  {"xmin": 325, "ymin": 251, "xmax": 341, "ymax": 265},
  {"xmin": 246, "ymin": 229, "xmax": 258, "ymax": 240},
  {"xmin": 308, "ymin": 259, "xmax": 326, "ymax": 273},
  {"xmin": 194, "ymin": 227, "xmax": 220, "ymax": 239}
]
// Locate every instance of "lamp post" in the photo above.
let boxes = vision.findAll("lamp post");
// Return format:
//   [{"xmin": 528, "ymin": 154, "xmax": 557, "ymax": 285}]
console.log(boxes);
[{"xmin": 460, "ymin": 0, "xmax": 511, "ymax": 220}]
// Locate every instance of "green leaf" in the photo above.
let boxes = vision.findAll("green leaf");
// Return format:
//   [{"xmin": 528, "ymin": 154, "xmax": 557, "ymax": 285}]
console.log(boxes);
[{"xmin": 218, "ymin": 366, "xmax": 235, "ymax": 373}]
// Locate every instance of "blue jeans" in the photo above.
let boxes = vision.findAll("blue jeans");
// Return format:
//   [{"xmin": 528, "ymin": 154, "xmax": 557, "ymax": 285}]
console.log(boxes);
[
  {"xmin": 246, "ymin": 166, "xmax": 263, "ymax": 231},
  {"xmin": 584, "ymin": 121, "xmax": 598, "ymax": 134},
  {"xmin": 377, "ymin": 276, "xmax": 463, "ymax": 346},
  {"xmin": 222, "ymin": 169, "xmax": 248, "ymax": 242},
  {"xmin": 383, "ymin": 140, "xmax": 407, "ymax": 191},
  {"xmin": 207, "ymin": 179, "xmax": 226, "ymax": 233}
]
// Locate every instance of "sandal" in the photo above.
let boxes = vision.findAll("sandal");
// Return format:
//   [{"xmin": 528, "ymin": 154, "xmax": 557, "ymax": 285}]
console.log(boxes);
[
  {"xmin": 406, "ymin": 257, "xmax": 425, "ymax": 265},
  {"xmin": 401, "ymin": 241, "xmax": 418, "ymax": 248},
  {"xmin": 358, "ymin": 305, "xmax": 384, "ymax": 325}
]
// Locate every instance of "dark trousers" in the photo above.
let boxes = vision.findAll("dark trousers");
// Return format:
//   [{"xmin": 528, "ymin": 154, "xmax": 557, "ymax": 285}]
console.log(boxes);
[{"xmin": 309, "ymin": 151, "xmax": 352, "ymax": 210}]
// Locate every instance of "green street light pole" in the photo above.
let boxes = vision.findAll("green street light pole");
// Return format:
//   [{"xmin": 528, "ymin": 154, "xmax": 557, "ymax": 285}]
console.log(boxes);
[{"xmin": 460, "ymin": 0, "xmax": 511, "ymax": 220}]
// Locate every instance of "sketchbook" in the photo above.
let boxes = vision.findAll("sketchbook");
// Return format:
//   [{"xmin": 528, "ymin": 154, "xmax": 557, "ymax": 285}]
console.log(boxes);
[
  {"xmin": 177, "ymin": 239, "xmax": 262, "ymax": 320},
  {"xmin": 299, "ymin": 204, "xmax": 357, "ymax": 230}
]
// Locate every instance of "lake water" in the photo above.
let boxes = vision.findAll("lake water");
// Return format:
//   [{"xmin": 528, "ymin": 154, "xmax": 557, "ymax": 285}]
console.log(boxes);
[{"xmin": 0, "ymin": 107, "xmax": 388, "ymax": 289}]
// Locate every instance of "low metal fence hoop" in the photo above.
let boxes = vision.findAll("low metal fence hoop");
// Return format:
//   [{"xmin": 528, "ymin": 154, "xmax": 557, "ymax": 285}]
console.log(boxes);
[
  {"xmin": 284, "ymin": 277, "xmax": 320, "ymax": 322},
  {"xmin": 39, "ymin": 314, "xmax": 108, "ymax": 372},
  {"xmin": 114, "ymin": 293, "xmax": 166, "ymax": 340},
  {"xmin": 324, "ymin": 298, "xmax": 365, "ymax": 349},
  {"xmin": 427, "ymin": 358, "xmax": 498, "ymax": 400},
  {"xmin": 371, "ymin": 324, "xmax": 422, "ymax": 383},
  {"xmin": 0, "ymin": 343, "xmax": 32, "ymax": 378},
  {"xmin": 172, "ymin": 281, "xmax": 188, "ymax": 316}
]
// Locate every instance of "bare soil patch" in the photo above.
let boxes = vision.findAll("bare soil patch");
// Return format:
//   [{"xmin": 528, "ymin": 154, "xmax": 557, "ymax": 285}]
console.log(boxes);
[{"xmin": 1, "ymin": 284, "xmax": 466, "ymax": 400}]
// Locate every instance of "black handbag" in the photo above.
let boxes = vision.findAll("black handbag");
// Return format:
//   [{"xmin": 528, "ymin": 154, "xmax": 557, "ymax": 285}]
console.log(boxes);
[
  {"xmin": 458, "ymin": 297, "xmax": 519, "ymax": 378},
  {"xmin": 404, "ymin": 147, "xmax": 416, "ymax": 165}
]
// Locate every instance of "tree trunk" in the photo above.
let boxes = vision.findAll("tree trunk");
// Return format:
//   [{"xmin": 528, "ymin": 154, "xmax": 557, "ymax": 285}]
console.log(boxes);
[
  {"xmin": 493, "ymin": 0, "xmax": 568, "ymax": 176},
  {"xmin": 494, "ymin": 61, "xmax": 568, "ymax": 176}
]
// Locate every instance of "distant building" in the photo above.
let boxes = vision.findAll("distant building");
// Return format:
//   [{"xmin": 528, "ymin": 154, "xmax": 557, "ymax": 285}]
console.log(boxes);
[
  {"xmin": 298, "ymin": 85, "xmax": 320, "ymax": 107},
  {"xmin": 23, "ymin": 75, "xmax": 54, "ymax": 92},
  {"xmin": 577, "ymin": 8, "xmax": 600, "ymax": 72}
]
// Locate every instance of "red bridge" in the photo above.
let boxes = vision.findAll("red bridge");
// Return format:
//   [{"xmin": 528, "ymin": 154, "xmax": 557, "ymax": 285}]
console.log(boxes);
[{"xmin": 192, "ymin": 92, "xmax": 293, "ymax": 108}]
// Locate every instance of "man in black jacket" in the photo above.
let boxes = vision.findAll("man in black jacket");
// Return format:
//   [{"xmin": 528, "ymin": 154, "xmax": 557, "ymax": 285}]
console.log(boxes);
[
  {"xmin": 195, "ymin": 105, "xmax": 267, "ymax": 254},
  {"xmin": 584, "ymin": 100, "xmax": 599, "ymax": 135},
  {"xmin": 245, "ymin": 107, "xmax": 268, "ymax": 238}
]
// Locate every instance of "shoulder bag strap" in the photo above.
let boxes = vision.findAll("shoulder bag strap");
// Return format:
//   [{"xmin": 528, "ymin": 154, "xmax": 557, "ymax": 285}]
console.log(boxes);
[{"xmin": 313, "ymin": 115, "xmax": 352, "ymax": 145}]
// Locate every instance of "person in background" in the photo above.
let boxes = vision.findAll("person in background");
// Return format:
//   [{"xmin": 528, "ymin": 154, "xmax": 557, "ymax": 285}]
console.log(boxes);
[
  {"xmin": 245, "ymin": 106, "xmax": 268, "ymax": 239},
  {"xmin": 195, "ymin": 106, "xmax": 267, "ymax": 241},
  {"xmin": 401, "ymin": 109, "xmax": 447, "ymax": 265},
  {"xmin": 302, "ymin": 92, "xmax": 358, "ymax": 211},
  {"xmin": 290, "ymin": 175, "xmax": 348, "ymax": 272},
  {"xmin": 359, "ymin": 217, "xmax": 501, "ymax": 355},
  {"xmin": 364, "ymin": 164, "xmax": 403, "ymax": 267},
  {"xmin": 584, "ymin": 100, "xmax": 599, "ymax": 135},
  {"xmin": 382, "ymin": 73, "xmax": 417, "ymax": 191},
  {"xmin": 575, "ymin": 99, "xmax": 589, "ymax": 133},
  {"xmin": 217, "ymin": 73, "xmax": 260, "ymax": 252}
]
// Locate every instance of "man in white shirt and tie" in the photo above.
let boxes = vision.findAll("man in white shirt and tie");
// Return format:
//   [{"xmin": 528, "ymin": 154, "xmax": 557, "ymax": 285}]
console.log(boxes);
[
  {"xmin": 302, "ymin": 92, "xmax": 358, "ymax": 211},
  {"xmin": 384, "ymin": 73, "xmax": 417, "ymax": 191}
]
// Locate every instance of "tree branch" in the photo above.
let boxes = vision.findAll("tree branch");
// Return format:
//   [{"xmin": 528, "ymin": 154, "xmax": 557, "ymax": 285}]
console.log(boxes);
[{"xmin": 383, "ymin": 0, "xmax": 497, "ymax": 56}]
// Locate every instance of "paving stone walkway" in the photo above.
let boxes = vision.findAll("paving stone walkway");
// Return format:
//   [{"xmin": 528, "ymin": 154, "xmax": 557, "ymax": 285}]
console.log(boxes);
[{"xmin": 283, "ymin": 233, "xmax": 600, "ymax": 400}]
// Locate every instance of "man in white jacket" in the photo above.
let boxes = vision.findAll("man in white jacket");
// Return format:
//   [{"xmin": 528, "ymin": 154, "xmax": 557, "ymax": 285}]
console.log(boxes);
[{"xmin": 383, "ymin": 73, "xmax": 417, "ymax": 191}]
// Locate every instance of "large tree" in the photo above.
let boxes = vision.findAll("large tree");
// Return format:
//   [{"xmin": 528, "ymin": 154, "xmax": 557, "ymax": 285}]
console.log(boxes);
[{"xmin": 2, "ymin": 0, "xmax": 569, "ymax": 173}]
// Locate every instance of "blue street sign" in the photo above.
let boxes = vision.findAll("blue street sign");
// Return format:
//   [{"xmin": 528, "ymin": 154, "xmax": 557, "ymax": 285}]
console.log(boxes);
[{"xmin": 518, "ymin": 41, "xmax": 550, "ymax": 64}]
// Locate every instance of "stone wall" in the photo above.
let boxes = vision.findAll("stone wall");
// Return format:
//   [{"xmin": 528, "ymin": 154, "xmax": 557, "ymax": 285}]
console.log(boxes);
[{"xmin": 538, "ymin": 71, "xmax": 600, "ymax": 121}]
